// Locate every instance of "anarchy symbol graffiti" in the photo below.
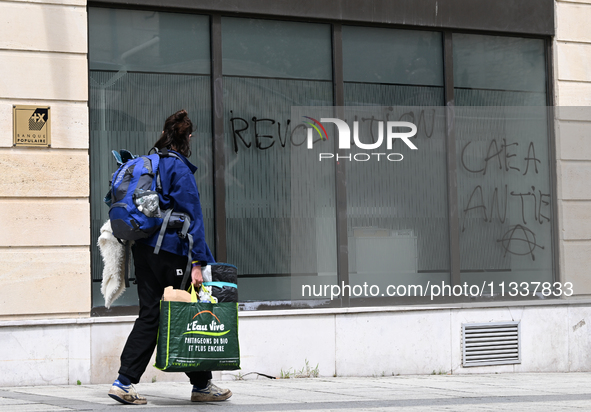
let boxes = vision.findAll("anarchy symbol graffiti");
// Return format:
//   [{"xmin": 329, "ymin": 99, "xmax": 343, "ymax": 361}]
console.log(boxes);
[{"xmin": 497, "ymin": 224, "xmax": 544, "ymax": 261}]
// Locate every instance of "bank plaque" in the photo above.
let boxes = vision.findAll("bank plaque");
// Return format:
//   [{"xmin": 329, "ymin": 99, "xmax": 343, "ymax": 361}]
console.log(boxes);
[{"xmin": 13, "ymin": 105, "xmax": 51, "ymax": 147}]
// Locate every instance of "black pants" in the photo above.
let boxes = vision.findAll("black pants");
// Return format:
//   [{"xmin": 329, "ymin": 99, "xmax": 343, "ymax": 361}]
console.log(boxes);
[{"xmin": 118, "ymin": 242, "xmax": 212, "ymax": 387}]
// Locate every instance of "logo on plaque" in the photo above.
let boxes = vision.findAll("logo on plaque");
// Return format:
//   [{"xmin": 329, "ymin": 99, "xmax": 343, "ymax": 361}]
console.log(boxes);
[{"xmin": 13, "ymin": 105, "xmax": 51, "ymax": 147}]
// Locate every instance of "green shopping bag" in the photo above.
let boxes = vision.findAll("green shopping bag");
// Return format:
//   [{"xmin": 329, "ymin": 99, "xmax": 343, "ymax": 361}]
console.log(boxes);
[{"xmin": 155, "ymin": 286, "xmax": 240, "ymax": 372}]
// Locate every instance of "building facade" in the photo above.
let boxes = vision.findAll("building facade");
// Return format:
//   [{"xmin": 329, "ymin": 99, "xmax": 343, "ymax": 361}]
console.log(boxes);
[{"xmin": 1, "ymin": 0, "xmax": 591, "ymax": 385}]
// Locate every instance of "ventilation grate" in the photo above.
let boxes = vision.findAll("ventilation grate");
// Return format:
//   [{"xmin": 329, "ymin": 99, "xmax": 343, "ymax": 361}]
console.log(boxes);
[{"xmin": 462, "ymin": 321, "xmax": 521, "ymax": 367}]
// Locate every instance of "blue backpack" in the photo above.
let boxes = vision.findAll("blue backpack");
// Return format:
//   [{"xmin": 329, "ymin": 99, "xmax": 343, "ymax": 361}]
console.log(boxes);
[
  {"xmin": 105, "ymin": 148, "xmax": 194, "ymax": 284},
  {"xmin": 109, "ymin": 151, "xmax": 164, "ymax": 241}
]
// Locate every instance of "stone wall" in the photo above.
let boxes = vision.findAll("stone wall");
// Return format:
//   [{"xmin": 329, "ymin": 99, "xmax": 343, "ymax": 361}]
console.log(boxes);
[
  {"xmin": 555, "ymin": 0, "xmax": 591, "ymax": 295},
  {"xmin": 0, "ymin": 0, "xmax": 91, "ymax": 319},
  {"xmin": 1, "ymin": 304, "xmax": 591, "ymax": 386}
]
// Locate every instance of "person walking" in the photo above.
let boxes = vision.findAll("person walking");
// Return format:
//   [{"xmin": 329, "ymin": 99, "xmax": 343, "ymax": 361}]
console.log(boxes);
[{"xmin": 108, "ymin": 109, "xmax": 232, "ymax": 405}]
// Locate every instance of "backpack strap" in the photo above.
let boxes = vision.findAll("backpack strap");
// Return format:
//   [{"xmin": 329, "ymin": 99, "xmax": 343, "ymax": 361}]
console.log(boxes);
[
  {"xmin": 153, "ymin": 148, "xmax": 182, "ymax": 193},
  {"xmin": 154, "ymin": 209, "xmax": 174, "ymax": 254},
  {"xmin": 180, "ymin": 232, "xmax": 193, "ymax": 291},
  {"xmin": 123, "ymin": 240, "xmax": 132, "ymax": 288},
  {"xmin": 156, "ymin": 172, "xmax": 163, "ymax": 193},
  {"xmin": 179, "ymin": 214, "xmax": 191, "ymax": 239},
  {"xmin": 178, "ymin": 216, "xmax": 192, "ymax": 290}
]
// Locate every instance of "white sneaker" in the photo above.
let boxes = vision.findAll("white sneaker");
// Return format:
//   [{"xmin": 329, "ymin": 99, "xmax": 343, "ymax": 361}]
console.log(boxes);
[{"xmin": 108, "ymin": 379, "xmax": 147, "ymax": 405}]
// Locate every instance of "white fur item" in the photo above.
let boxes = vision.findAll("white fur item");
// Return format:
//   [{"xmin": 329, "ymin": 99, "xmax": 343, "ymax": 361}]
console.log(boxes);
[{"xmin": 98, "ymin": 220, "xmax": 131, "ymax": 308}]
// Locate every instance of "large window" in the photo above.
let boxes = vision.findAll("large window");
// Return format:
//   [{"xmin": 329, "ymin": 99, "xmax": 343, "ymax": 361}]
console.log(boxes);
[
  {"xmin": 342, "ymin": 27, "xmax": 449, "ymax": 298},
  {"xmin": 88, "ymin": 9, "xmax": 554, "ymax": 310},
  {"xmin": 88, "ymin": 8, "xmax": 213, "ymax": 308},
  {"xmin": 453, "ymin": 34, "xmax": 552, "ymax": 293},
  {"xmin": 221, "ymin": 18, "xmax": 337, "ymax": 303}
]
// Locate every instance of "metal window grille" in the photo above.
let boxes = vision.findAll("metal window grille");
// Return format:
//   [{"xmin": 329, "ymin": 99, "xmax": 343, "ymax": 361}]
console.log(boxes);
[{"xmin": 462, "ymin": 321, "xmax": 521, "ymax": 367}]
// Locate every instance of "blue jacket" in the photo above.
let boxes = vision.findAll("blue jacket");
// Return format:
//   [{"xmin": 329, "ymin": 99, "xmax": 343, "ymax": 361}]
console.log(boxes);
[{"xmin": 138, "ymin": 151, "xmax": 215, "ymax": 265}]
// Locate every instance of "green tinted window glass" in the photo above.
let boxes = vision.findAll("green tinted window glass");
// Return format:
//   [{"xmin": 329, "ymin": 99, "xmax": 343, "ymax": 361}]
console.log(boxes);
[
  {"xmin": 89, "ymin": 8, "xmax": 212, "ymax": 309},
  {"xmin": 222, "ymin": 17, "xmax": 331, "ymax": 80},
  {"xmin": 89, "ymin": 8, "xmax": 210, "ymax": 74},
  {"xmin": 222, "ymin": 17, "xmax": 336, "ymax": 304}
]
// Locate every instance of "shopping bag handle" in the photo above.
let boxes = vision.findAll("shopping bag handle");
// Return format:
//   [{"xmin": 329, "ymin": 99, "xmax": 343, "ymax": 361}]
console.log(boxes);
[{"xmin": 188, "ymin": 284, "xmax": 198, "ymax": 303}]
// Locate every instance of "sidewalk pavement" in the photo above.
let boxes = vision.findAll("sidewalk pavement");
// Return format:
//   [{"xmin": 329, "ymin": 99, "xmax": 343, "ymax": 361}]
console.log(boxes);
[{"xmin": 1, "ymin": 373, "xmax": 591, "ymax": 412}]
